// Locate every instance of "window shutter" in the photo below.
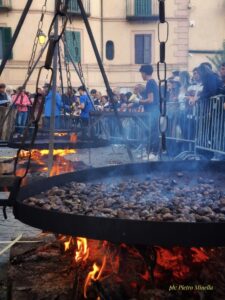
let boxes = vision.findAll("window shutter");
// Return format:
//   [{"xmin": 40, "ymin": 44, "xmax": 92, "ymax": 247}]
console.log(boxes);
[
  {"xmin": 135, "ymin": 0, "xmax": 152, "ymax": 16},
  {"xmin": 2, "ymin": 27, "xmax": 13, "ymax": 60},
  {"xmin": 68, "ymin": 0, "xmax": 79, "ymax": 13},
  {"xmin": 135, "ymin": 34, "xmax": 152, "ymax": 65},
  {"xmin": 135, "ymin": 35, "xmax": 144, "ymax": 64},
  {"xmin": 64, "ymin": 31, "xmax": 81, "ymax": 63},
  {"xmin": 143, "ymin": 35, "xmax": 151, "ymax": 64},
  {"xmin": 73, "ymin": 31, "xmax": 81, "ymax": 63},
  {"xmin": 64, "ymin": 31, "xmax": 71, "ymax": 62}
]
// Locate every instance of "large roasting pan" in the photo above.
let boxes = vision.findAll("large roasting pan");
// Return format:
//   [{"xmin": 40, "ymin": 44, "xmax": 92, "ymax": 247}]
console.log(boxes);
[{"xmin": 14, "ymin": 161, "xmax": 225, "ymax": 247}]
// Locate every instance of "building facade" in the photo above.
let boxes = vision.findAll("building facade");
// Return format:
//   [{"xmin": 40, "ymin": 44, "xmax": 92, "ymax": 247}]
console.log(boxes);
[{"xmin": 0, "ymin": 0, "xmax": 224, "ymax": 92}]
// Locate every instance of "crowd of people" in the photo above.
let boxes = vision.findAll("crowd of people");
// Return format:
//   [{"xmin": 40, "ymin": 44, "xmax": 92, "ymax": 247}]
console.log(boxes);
[{"xmin": 0, "ymin": 61, "xmax": 225, "ymax": 156}]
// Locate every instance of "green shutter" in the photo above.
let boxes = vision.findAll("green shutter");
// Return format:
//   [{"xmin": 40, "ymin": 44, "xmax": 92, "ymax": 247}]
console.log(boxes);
[
  {"xmin": 1, "ymin": 27, "xmax": 13, "ymax": 60},
  {"xmin": 135, "ymin": 0, "xmax": 152, "ymax": 17},
  {"xmin": 0, "ymin": 1, "xmax": 2, "ymax": 7},
  {"xmin": 64, "ymin": 30, "xmax": 81, "ymax": 63},
  {"xmin": 68, "ymin": 0, "xmax": 79, "ymax": 13}
]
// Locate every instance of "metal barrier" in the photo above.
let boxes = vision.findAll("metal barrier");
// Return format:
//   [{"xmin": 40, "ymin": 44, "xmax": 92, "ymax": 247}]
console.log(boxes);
[
  {"xmin": 89, "ymin": 111, "xmax": 155, "ymax": 147},
  {"xmin": 166, "ymin": 95, "xmax": 225, "ymax": 158},
  {"xmin": 196, "ymin": 95, "xmax": 225, "ymax": 155}
]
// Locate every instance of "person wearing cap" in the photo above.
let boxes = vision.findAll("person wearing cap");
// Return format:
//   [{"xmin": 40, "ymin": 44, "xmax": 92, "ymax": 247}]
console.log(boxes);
[
  {"xmin": 43, "ymin": 84, "xmax": 62, "ymax": 129},
  {"xmin": 137, "ymin": 65, "xmax": 160, "ymax": 159},
  {"xmin": 0, "ymin": 83, "xmax": 10, "ymax": 107}
]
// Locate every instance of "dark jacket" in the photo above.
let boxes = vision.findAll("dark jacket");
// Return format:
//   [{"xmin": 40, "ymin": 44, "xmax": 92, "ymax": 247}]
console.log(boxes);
[{"xmin": 201, "ymin": 73, "xmax": 221, "ymax": 99}]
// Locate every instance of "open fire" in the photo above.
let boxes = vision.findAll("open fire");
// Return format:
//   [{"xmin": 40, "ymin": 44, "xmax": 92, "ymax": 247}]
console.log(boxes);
[
  {"xmin": 49, "ymin": 236, "xmax": 218, "ymax": 300},
  {"xmin": 15, "ymin": 149, "xmax": 77, "ymax": 182}
]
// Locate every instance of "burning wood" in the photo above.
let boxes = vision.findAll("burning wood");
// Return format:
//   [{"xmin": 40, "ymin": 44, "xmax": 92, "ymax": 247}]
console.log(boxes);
[
  {"xmin": 7, "ymin": 235, "xmax": 225, "ymax": 300},
  {"xmin": 23, "ymin": 173, "xmax": 225, "ymax": 223}
]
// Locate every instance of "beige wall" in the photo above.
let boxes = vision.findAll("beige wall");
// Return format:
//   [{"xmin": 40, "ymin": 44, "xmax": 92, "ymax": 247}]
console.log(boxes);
[
  {"xmin": 0, "ymin": 0, "xmax": 224, "ymax": 93},
  {"xmin": 188, "ymin": 0, "xmax": 225, "ymax": 71}
]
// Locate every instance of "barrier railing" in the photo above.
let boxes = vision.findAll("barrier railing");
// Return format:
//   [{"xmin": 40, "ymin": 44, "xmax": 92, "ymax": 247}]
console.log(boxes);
[
  {"xmin": 196, "ymin": 95, "xmax": 225, "ymax": 155},
  {"xmin": 89, "ymin": 111, "xmax": 154, "ymax": 147},
  {"xmin": 166, "ymin": 95, "xmax": 225, "ymax": 157}
]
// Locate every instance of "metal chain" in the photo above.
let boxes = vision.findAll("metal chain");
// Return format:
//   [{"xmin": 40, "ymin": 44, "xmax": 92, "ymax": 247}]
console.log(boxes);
[
  {"xmin": 63, "ymin": 36, "xmax": 73, "ymax": 89},
  {"xmin": 157, "ymin": 0, "xmax": 169, "ymax": 153},
  {"xmin": 26, "ymin": 0, "xmax": 48, "ymax": 78},
  {"xmin": 14, "ymin": 0, "xmax": 70, "ymax": 179},
  {"xmin": 71, "ymin": 31, "xmax": 86, "ymax": 84},
  {"xmin": 58, "ymin": 41, "xmax": 65, "ymax": 95},
  {"xmin": 66, "ymin": 61, "xmax": 72, "ymax": 89}
]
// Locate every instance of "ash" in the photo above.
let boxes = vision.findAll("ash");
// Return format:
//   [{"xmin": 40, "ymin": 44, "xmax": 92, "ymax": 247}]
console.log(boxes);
[{"xmin": 24, "ymin": 172, "xmax": 225, "ymax": 223}]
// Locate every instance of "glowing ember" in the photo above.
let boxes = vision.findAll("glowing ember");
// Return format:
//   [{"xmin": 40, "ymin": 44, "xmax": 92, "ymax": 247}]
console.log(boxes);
[
  {"xmin": 156, "ymin": 247, "xmax": 209, "ymax": 280},
  {"xmin": 54, "ymin": 132, "xmax": 68, "ymax": 137},
  {"xmin": 84, "ymin": 256, "xmax": 106, "ymax": 299},
  {"xmin": 70, "ymin": 133, "xmax": 78, "ymax": 143},
  {"xmin": 191, "ymin": 247, "xmax": 210, "ymax": 263}
]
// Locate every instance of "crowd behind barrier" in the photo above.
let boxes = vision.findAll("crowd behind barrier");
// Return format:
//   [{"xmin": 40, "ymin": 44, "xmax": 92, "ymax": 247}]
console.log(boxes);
[{"xmin": 0, "ymin": 61, "xmax": 225, "ymax": 159}]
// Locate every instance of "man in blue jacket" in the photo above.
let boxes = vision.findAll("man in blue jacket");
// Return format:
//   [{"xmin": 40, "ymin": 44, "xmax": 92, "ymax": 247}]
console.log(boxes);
[
  {"xmin": 78, "ymin": 86, "xmax": 94, "ymax": 138},
  {"xmin": 43, "ymin": 84, "xmax": 62, "ymax": 129}
]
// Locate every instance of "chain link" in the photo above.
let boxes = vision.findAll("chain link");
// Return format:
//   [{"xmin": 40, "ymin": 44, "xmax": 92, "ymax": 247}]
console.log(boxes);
[
  {"xmin": 14, "ymin": 0, "xmax": 70, "ymax": 179},
  {"xmin": 157, "ymin": 0, "xmax": 169, "ymax": 153},
  {"xmin": 26, "ymin": 0, "xmax": 48, "ymax": 78},
  {"xmin": 71, "ymin": 31, "xmax": 86, "ymax": 84}
]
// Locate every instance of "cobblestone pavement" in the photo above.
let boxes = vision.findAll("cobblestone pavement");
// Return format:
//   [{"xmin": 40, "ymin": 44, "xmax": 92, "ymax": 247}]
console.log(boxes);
[{"xmin": 0, "ymin": 209, "xmax": 40, "ymax": 266}]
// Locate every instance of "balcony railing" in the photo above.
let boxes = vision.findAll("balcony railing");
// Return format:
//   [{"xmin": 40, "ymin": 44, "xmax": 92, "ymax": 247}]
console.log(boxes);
[
  {"xmin": 67, "ymin": 0, "xmax": 90, "ymax": 17},
  {"xmin": 126, "ymin": 0, "xmax": 159, "ymax": 21},
  {"xmin": 0, "ymin": 0, "xmax": 12, "ymax": 12}
]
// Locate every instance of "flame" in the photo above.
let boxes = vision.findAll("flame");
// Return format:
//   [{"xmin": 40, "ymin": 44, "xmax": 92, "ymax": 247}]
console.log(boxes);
[
  {"xmin": 75, "ymin": 237, "xmax": 89, "ymax": 263},
  {"xmin": 84, "ymin": 256, "xmax": 106, "ymax": 299},
  {"xmin": 17, "ymin": 149, "xmax": 76, "ymax": 178},
  {"xmin": 19, "ymin": 149, "xmax": 75, "ymax": 159},
  {"xmin": 64, "ymin": 237, "xmax": 72, "ymax": 252},
  {"xmin": 70, "ymin": 133, "xmax": 78, "ymax": 143}
]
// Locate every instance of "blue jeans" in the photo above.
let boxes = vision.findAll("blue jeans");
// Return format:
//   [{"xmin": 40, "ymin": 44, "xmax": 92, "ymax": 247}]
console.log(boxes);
[
  {"xmin": 44, "ymin": 116, "xmax": 61, "ymax": 129},
  {"xmin": 17, "ymin": 111, "xmax": 28, "ymax": 133}
]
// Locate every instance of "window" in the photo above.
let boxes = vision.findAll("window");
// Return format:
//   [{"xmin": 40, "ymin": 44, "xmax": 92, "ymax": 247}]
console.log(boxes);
[
  {"xmin": 0, "ymin": 27, "xmax": 13, "ymax": 60},
  {"xmin": 64, "ymin": 30, "xmax": 81, "ymax": 63},
  {"xmin": 106, "ymin": 41, "xmax": 114, "ymax": 60},
  {"xmin": 135, "ymin": 0, "xmax": 152, "ymax": 17},
  {"xmin": 68, "ymin": 0, "xmax": 79, "ymax": 13},
  {"xmin": 135, "ymin": 34, "xmax": 152, "ymax": 64}
]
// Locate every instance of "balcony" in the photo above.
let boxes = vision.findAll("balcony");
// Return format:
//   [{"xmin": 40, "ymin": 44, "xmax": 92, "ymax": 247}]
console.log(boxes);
[
  {"xmin": 0, "ymin": 0, "xmax": 12, "ymax": 12},
  {"xmin": 126, "ymin": 0, "xmax": 159, "ymax": 21},
  {"xmin": 67, "ymin": 0, "xmax": 90, "ymax": 17}
]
